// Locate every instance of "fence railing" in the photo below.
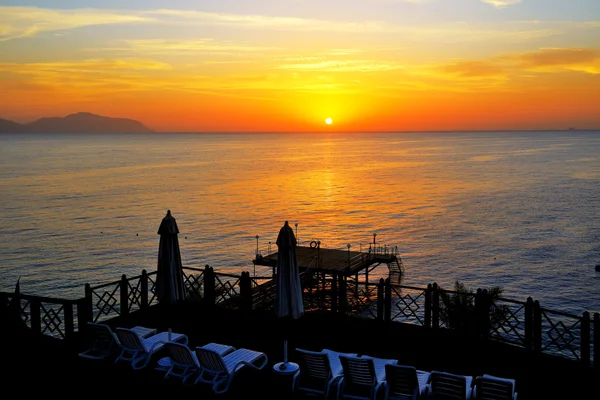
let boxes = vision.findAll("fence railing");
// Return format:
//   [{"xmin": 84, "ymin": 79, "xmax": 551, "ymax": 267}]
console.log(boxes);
[{"xmin": 2, "ymin": 269, "xmax": 598, "ymax": 371}]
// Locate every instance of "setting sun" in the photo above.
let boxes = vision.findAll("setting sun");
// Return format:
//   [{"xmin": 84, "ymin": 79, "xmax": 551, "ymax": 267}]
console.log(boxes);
[{"xmin": 325, "ymin": 118, "xmax": 333, "ymax": 125}]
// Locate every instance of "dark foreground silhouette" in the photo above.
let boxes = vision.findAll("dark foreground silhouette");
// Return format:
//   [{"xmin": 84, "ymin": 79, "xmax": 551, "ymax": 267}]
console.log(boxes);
[{"xmin": 2, "ymin": 303, "xmax": 597, "ymax": 399}]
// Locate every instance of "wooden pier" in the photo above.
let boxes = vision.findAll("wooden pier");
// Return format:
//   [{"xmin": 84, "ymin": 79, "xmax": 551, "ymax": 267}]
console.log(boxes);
[{"xmin": 253, "ymin": 244, "xmax": 403, "ymax": 282}]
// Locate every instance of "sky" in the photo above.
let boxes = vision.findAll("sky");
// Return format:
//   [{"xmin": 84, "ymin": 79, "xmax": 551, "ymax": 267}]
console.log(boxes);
[{"xmin": 0, "ymin": 0, "xmax": 599, "ymax": 132}]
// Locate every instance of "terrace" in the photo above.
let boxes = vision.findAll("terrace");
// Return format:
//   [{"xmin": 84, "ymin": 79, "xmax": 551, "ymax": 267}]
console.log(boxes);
[{"xmin": 1, "ymin": 262, "xmax": 599, "ymax": 399}]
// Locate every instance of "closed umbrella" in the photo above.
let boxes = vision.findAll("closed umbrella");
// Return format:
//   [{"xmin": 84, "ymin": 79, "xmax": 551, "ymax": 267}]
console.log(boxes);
[
  {"xmin": 275, "ymin": 220, "xmax": 304, "ymax": 367},
  {"xmin": 156, "ymin": 210, "xmax": 186, "ymax": 304}
]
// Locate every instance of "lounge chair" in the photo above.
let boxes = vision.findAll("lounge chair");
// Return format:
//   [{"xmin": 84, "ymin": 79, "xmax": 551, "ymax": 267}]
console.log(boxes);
[
  {"xmin": 194, "ymin": 346, "xmax": 268, "ymax": 394},
  {"xmin": 159, "ymin": 341, "xmax": 235, "ymax": 384},
  {"xmin": 78, "ymin": 322, "xmax": 156, "ymax": 361},
  {"xmin": 382, "ymin": 364, "xmax": 431, "ymax": 400},
  {"xmin": 426, "ymin": 370, "xmax": 474, "ymax": 400},
  {"xmin": 472, "ymin": 374, "xmax": 517, "ymax": 400},
  {"xmin": 337, "ymin": 354, "xmax": 398, "ymax": 400},
  {"xmin": 291, "ymin": 348, "xmax": 358, "ymax": 398},
  {"xmin": 114, "ymin": 327, "xmax": 188, "ymax": 370}
]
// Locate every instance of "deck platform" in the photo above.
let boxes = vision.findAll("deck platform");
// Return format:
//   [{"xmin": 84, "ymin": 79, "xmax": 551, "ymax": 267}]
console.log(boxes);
[{"xmin": 253, "ymin": 245, "xmax": 402, "ymax": 277}]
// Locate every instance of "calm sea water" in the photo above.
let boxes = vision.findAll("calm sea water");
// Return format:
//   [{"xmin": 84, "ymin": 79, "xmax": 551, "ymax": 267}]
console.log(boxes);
[{"xmin": 1, "ymin": 131, "xmax": 599, "ymax": 315}]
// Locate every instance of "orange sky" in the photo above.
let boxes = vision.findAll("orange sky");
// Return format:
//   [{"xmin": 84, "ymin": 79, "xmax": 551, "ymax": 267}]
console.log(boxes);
[{"xmin": 1, "ymin": 2, "xmax": 599, "ymax": 132}]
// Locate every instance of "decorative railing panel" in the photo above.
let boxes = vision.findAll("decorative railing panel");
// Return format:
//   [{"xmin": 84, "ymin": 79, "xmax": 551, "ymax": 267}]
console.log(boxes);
[
  {"xmin": 3, "ymin": 293, "xmax": 82, "ymax": 339},
  {"xmin": 89, "ymin": 281, "xmax": 122, "ymax": 322},
  {"xmin": 540, "ymin": 308, "xmax": 584, "ymax": 362},
  {"xmin": 183, "ymin": 267, "xmax": 205, "ymax": 300},
  {"xmin": 488, "ymin": 298, "xmax": 527, "ymax": 347},
  {"xmin": 389, "ymin": 284, "xmax": 428, "ymax": 326},
  {"xmin": 346, "ymin": 281, "xmax": 379, "ymax": 319},
  {"xmin": 213, "ymin": 272, "xmax": 242, "ymax": 307}
]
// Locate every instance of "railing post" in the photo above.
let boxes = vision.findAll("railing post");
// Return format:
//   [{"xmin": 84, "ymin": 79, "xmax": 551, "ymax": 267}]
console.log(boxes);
[
  {"xmin": 533, "ymin": 300, "xmax": 542, "ymax": 355},
  {"xmin": 76, "ymin": 298, "xmax": 89, "ymax": 335},
  {"xmin": 240, "ymin": 271, "xmax": 252, "ymax": 311},
  {"xmin": 30, "ymin": 297, "xmax": 41, "ymax": 335},
  {"xmin": 425, "ymin": 284, "xmax": 432, "ymax": 329},
  {"xmin": 384, "ymin": 278, "xmax": 392, "ymax": 323},
  {"xmin": 377, "ymin": 278, "xmax": 385, "ymax": 321},
  {"xmin": 475, "ymin": 289, "xmax": 490, "ymax": 339},
  {"xmin": 525, "ymin": 297, "xmax": 534, "ymax": 352},
  {"xmin": 581, "ymin": 311, "xmax": 591, "ymax": 368},
  {"xmin": 140, "ymin": 269, "xmax": 149, "ymax": 310},
  {"xmin": 64, "ymin": 301, "xmax": 74, "ymax": 340},
  {"xmin": 331, "ymin": 274, "xmax": 338, "ymax": 313},
  {"xmin": 84, "ymin": 283, "xmax": 93, "ymax": 323},
  {"xmin": 432, "ymin": 283, "xmax": 440, "ymax": 329},
  {"xmin": 594, "ymin": 313, "xmax": 599, "ymax": 372},
  {"xmin": 204, "ymin": 265, "xmax": 215, "ymax": 306},
  {"xmin": 120, "ymin": 274, "xmax": 129, "ymax": 318},
  {"xmin": 339, "ymin": 275, "xmax": 348, "ymax": 315}
]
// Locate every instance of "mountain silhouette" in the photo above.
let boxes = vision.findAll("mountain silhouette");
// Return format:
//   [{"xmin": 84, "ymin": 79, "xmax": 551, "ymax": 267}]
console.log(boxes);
[
  {"xmin": 0, "ymin": 112, "xmax": 154, "ymax": 133},
  {"xmin": 0, "ymin": 117, "xmax": 29, "ymax": 133}
]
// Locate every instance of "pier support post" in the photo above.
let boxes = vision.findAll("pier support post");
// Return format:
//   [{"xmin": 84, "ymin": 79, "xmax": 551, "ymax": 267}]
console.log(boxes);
[
  {"xmin": 339, "ymin": 274, "xmax": 348, "ymax": 315},
  {"xmin": 331, "ymin": 274, "xmax": 338, "ymax": 313},
  {"xmin": 384, "ymin": 278, "xmax": 392, "ymax": 323},
  {"xmin": 377, "ymin": 278, "xmax": 385, "ymax": 321}
]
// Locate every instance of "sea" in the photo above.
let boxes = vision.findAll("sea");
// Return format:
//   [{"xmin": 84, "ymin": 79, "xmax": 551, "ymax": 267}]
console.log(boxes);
[{"xmin": 1, "ymin": 131, "xmax": 599, "ymax": 316}]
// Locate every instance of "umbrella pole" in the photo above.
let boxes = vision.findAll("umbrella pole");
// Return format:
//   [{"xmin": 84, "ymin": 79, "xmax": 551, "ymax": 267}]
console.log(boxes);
[{"xmin": 284, "ymin": 339, "xmax": 288, "ymax": 364}]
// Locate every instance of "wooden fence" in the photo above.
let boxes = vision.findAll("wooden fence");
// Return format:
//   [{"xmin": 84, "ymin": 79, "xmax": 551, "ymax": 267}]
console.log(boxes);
[{"xmin": 1, "ymin": 267, "xmax": 597, "ymax": 370}]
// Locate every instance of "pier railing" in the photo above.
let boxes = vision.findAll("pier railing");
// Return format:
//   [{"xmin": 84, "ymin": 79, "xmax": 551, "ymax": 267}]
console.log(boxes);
[{"xmin": 1, "ymin": 268, "xmax": 598, "ymax": 371}]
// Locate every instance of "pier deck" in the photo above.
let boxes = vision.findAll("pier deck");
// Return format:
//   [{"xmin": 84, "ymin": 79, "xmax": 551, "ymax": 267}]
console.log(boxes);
[{"xmin": 253, "ymin": 245, "xmax": 401, "ymax": 277}]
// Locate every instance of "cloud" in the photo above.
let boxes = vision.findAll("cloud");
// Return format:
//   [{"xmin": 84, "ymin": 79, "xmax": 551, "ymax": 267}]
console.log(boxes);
[
  {"xmin": 439, "ymin": 60, "xmax": 507, "ymax": 77},
  {"xmin": 481, "ymin": 0, "xmax": 521, "ymax": 8},
  {"xmin": 278, "ymin": 59, "xmax": 403, "ymax": 72},
  {"xmin": 144, "ymin": 9, "xmax": 392, "ymax": 33},
  {"xmin": 433, "ymin": 47, "xmax": 600, "ymax": 84},
  {"xmin": 0, "ymin": 6, "xmax": 151, "ymax": 41},
  {"xmin": 119, "ymin": 39, "xmax": 280, "ymax": 56},
  {"xmin": 507, "ymin": 47, "xmax": 600, "ymax": 75},
  {"xmin": 0, "ymin": 59, "xmax": 170, "ymax": 79},
  {"xmin": 519, "ymin": 47, "xmax": 600, "ymax": 71}
]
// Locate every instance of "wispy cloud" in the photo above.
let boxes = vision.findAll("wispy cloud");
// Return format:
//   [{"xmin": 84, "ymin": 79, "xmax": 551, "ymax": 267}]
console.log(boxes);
[
  {"xmin": 119, "ymin": 39, "xmax": 280, "ymax": 56},
  {"xmin": 0, "ymin": 6, "xmax": 151, "ymax": 41},
  {"xmin": 481, "ymin": 0, "xmax": 521, "ymax": 8},
  {"xmin": 435, "ymin": 47, "xmax": 600, "ymax": 81},
  {"xmin": 278, "ymin": 59, "xmax": 403, "ymax": 72},
  {"xmin": 519, "ymin": 47, "xmax": 600, "ymax": 74},
  {"xmin": 1, "ymin": 5, "xmax": 593, "ymax": 47}
]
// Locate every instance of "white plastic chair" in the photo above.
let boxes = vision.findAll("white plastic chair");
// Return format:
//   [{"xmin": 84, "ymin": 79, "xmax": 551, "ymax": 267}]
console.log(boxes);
[
  {"xmin": 426, "ymin": 370, "xmax": 473, "ymax": 400},
  {"xmin": 472, "ymin": 374, "xmax": 517, "ymax": 400},
  {"xmin": 292, "ymin": 348, "xmax": 358, "ymax": 398},
  {"xmin": 382, "ymin": 364, "xmax": 430, "ymax": 400},
  {"xmin": 194, "ymin": 346, "xmax": 268, "ymax": 394},
  {"xmin": 160, "ymin": 341, "xmax": 235, "ymax": 384},
  {"xmin": 115, "ymin": 327, "xmax": 187, "ymax": 369}
]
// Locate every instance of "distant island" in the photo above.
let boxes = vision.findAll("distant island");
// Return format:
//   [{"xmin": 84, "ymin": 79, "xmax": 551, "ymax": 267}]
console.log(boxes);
[{"xmin": 0, "ymin": 112, "xmax": 154, "ymax": 133}]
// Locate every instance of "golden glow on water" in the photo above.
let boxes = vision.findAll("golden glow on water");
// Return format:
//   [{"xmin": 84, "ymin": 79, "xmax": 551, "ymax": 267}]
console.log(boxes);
[{"xmin": 0, "ymin": 132, "xmax": 599, "ymax": 315}]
